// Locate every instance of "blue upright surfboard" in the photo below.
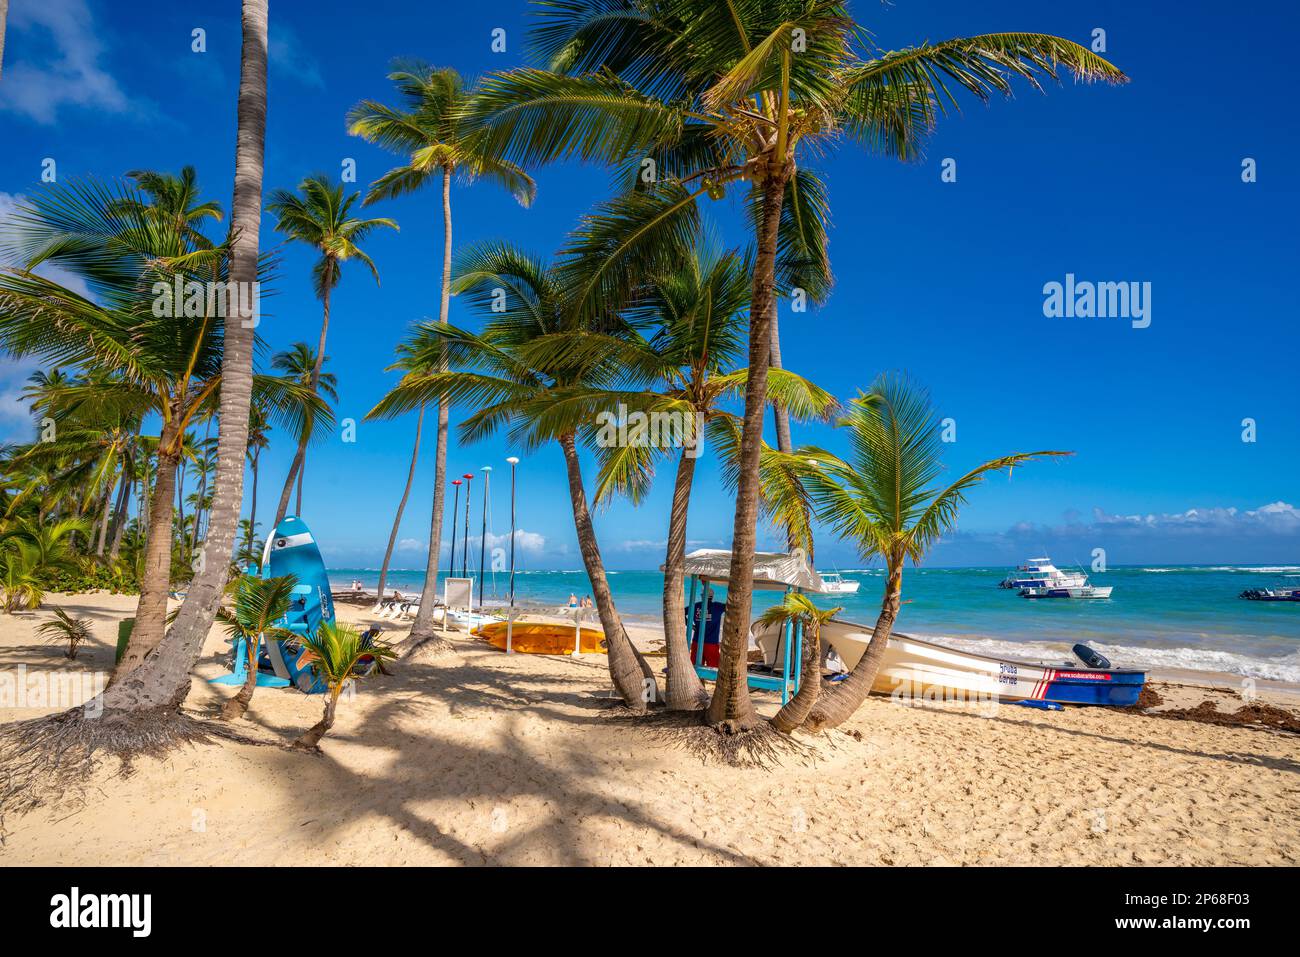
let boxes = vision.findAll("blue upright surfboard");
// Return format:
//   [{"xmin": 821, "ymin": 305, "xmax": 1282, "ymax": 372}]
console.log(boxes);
[{"xmin": 263, "ymin": 516, "xmax": 335, "ymax": 694}]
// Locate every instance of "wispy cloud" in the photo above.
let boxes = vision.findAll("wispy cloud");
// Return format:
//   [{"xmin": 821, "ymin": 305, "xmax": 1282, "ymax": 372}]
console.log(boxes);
[
  {"xmin": 268, "ymin": 25, "xmax": 324, "ymax": 89},
  {"xmin": 0, "ymin": 0, "xmax": 130, "ymax": 124}
]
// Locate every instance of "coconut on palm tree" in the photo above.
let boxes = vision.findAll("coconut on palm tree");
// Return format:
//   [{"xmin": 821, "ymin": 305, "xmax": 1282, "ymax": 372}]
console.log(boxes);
[
  {"xmin": 797, "ymin": 374, "xmax": 1070, "ymax": 731},
  {"xmin": 291, "ymin": 622, "xmax": 396, "ymax": 750},
  {"xmin": 217, "ymin": 573, "xmax": 298, "ymax": 720},
  {"xmin": 462, "ymin": 0, "xmax": 1127, "ymax": 731},
  {"xmin": 267, "ymin": 176, "xmax": 396, "ymax": 526},
  {"xmin": 347, "ymin": 63, "xmax": 536, "ymax": 653}
]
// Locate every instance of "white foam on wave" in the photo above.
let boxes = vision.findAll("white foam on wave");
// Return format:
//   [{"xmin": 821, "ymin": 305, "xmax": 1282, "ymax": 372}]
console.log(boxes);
[{"xmin": 907, "ymin": 633, "xmax": 1300, "ymax": 684}]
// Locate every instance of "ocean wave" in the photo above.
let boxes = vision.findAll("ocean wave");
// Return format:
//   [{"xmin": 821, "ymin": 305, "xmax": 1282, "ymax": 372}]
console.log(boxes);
[{"xmin": 907, "ymin": 633, "xmax": 1300, "ymax": 684}]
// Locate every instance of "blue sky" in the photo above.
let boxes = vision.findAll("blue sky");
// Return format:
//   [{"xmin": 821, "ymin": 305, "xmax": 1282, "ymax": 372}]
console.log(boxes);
[{"xmin": 2, "ymin": 0, "xmax": 1297, "ymax": 570}]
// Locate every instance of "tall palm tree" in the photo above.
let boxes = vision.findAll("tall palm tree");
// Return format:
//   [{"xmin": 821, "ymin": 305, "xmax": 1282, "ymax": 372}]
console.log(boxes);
[
  {"xmin": 0, "ymin": 0, "xmax": 9, "ymax": 84},
  {"xmin": 463, "ymin": 0, "xmax": 1127, "ymax": 731},
  {"xmin": 374, "ymin": 343, "xmax": 425, "ymax": 603},
  {"xmin": 244, "ymin": 398, "xmax": 271, "ymax": 561},
  {"xmin": 347, "ymin": 63, "xmax": 535, "ymax": 650},
  {"xmin": 367, "ymin": 242, "xmax": 656, "ymax": 709},
  {"xmin": 0, "ymin": 178, "xmax": 320, "ymax": 678},
  {"xmin": 268, "ymin": 342, "xmax": 338, "ymax": 519},
  {"xmin": 146, "ymin": 0, "xmax": 271, "ymax": 719},
  {"xmin": 797, "ymin": 374, "xmax": 1069, "ymax": 730},
  {"xmin": 572, "ymin": 244, "xmax": 836, "ymax": 710},
  {"xmin": 267, "ymin": 175, "xmax": 396, "ymax": 526}
]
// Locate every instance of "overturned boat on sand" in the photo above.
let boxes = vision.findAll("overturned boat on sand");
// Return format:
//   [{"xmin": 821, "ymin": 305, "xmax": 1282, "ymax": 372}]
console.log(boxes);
[{"xmin": 755, "ymin": 618, "xmax": 1145, "ymax": 707}]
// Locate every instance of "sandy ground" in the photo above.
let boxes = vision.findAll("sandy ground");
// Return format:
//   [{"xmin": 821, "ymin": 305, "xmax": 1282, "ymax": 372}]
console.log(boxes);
[{"xmin": 1, "ymin": 591, "xmax": 1298, "ymax": 866}]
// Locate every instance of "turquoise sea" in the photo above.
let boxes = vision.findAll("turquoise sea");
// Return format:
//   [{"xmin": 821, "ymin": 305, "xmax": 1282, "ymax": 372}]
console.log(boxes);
[{"xmin": 328, "ymin": 564, "xmax": 1300, "ymax": 684}]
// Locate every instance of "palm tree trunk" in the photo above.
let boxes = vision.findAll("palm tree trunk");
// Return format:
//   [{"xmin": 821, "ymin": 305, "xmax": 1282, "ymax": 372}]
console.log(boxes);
[
  {"xmin": 115, "ymin": 420, "xmax": 182, "ymax": 679},
  {"xmin": 769, "ymin": 299, "xmax": 793, "ymax": 453},
  {"xmin": 800, "ymin": 562, "xmax": 902, "ymax": 731},
  {"xmin": 295, "ymin": 459, "xmax": 303, "ymax": 514},
  {"xmin": 108, "ymin": 472, "xmax": 132, "ymax": 560},
  {"xmin": 94, "ymin": 481, "xmax": 114, "ymax": 557},
  {"xmin": 293, "ymin": 685, "xmax": 340, "ymax": 749},
  {"xmin": 706, "ymin": 165, "xmax": 788, "ymax": 731},
  {"xmin": 221, "ymin": 641, "xmax": 261, "ymax": 720},
  {"xmin": 248, "ymin": 447, "xmax": 260, "ymax": 555},
  {"xmin": 275, "ymin": 284, "xmax": 330, "ymax": 526},
  {"xmin": 662, "ymin": 448, "xmax": 709, "ymax": 711},
  {"xmin": 770, "ymin": 621, "xmax": 822, "ymax": 733},
  {"xmin": 378, "ymin": 405, "xmax": 423, "ymax": 602},
  {"xmin": 95, "ymin": 0, "xmax": 268, "ymax": 715},
  {"xmin": 397, "ymin": 167, "xmax": 454, "ymax": 657},
  {"xmin": 559, "ymin": 432, "xmax": 655, "ymax": 710}
]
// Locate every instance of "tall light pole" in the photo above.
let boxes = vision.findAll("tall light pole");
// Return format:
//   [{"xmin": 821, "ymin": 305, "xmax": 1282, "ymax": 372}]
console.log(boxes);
[
  {"xmin": 477, "ymin": 465, "xmax": 492, "ymax": 608},
  {"xmin": 505, "ymin": 457, "xmax": 519, "ymax": 653},
  {"xmin": 448, "ymin": 480, "xmax": 462, "ymax": 591},
  {"xmin": 461, "ymin": 473, "xmax": 474, "ymax": 579}
]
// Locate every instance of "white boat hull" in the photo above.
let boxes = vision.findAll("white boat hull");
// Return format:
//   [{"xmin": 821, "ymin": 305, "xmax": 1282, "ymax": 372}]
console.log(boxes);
[{"xmin": 754, "ymin": 619, "xmax": 1143, "ymax": 706}]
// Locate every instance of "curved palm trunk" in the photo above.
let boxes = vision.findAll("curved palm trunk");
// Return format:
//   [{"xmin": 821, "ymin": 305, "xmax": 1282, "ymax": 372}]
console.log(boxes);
[
  {"xmin": 770, "ymin": 620, "xmax": 822, "ymax": 733},
  {"xmin": 274, "ymin": 285, "xmax": 330, "ymax": 526},
  {"xmin": 221, "ymin": 639, "xmax": 261, "ymax": 720},
  {"xmin": 706, "ymin": 166, "xmax": 788, "ymax": 731},
  {"xmin": 115, "ymin": 422, "xmax": 182, "ymax": 679},
  {"xmin": 801, "ymin": 563, "xmax": 902, "ymax": 732},
  {"xmin": 559, "ymin": 432, "xmax": 655, "ymax": 710},
  {"xmin": 397, "ymin": 168, "xmax": 454, "ymax": 657},
  {"xmin": 293, "ymin": 685, "xmax": 340, "ymax": 749},
  {"xmin": 377, "ymin": 405, "xmax": 423, "ymax": 601},
  {"xmin": 661, "ymin": 448, "xmax": 709, "ymax": 711},
  {"xmin": 94, "ymin": 481, "xmax": 114, "ymax": 557},
  {"xmin": 108, "ymin": 472, "xmax": 132, "ymax": 560},
  {"xmin": 93, "ymin": 0, "xmax": 268, "ymax": 716},
  {"xmin": 769, "ymin": 300, "xmax": 793, "ymax": 454},
  {"xmin": 0, "ymin": 1, "xmax": 8, "ymax": 83},
  {"xmin": 247, "ymin": 447, "xmax": 260, "ymax": 558}
]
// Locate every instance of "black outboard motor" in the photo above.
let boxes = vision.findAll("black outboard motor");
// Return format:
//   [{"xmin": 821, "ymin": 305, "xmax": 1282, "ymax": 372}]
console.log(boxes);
[{"xmin": 1073, "ymin": 643, "xmax": 1111, "ymax": 669}]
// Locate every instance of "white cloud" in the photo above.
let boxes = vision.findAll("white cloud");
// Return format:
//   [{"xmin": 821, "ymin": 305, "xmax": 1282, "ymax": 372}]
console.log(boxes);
[
  {"xmin": 1090, "ymin": 502, "xmax": 1300, "ymax": 534},
  {"xmin": 0, "ymin": 0, "xmax": 130, "ymax": 124},
  {"xmin": 396, "ymin": 538, "xmax": 426, "ymax": 552},
  {"xmin": 268, "ymin": 25, "xmax": 324, "ymax": 89}
]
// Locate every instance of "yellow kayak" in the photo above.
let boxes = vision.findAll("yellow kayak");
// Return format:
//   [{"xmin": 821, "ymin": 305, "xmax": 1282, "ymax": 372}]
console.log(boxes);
[{"xmin": 472, "ymin": 621, "xmax": 607, "ymax": 655}]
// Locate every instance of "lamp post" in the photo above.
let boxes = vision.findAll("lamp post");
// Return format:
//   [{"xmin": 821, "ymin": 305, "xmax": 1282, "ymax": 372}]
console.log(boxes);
[
  {"xmin": 448, "ymin": 480, "xmax": 462, "ymax": 594},
  {"xmin": 505, "ymin": 456, "xmax": 519, "ymax": 654},
  {"xmin": 477, "ymin": 465, "xmax": 492, "ymax": 609},
  {"xmin": 461, "ymin": 473, "xmax": 474, "ymax": 579}
]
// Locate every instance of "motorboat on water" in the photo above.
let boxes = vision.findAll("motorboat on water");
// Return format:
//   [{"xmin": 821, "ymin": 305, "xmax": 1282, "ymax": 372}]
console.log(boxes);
[
  {"xmin": 999, "ymin": 557, "xmax": 1087, "ymax": 590},
  {"xmin": 818, "ymin": 572, "xmax": 861, "ymax": 595},
  {"xmin": 1239, "ymin": 587, "xmax": 1300, "ymax": 602},
  {"xmin": 1021, "ymin": 584, "xmax": 1113, "ymax": 600},
  {"xmin": 754, "ymin": 618, "xmax": 1144, "ymax": 707}
]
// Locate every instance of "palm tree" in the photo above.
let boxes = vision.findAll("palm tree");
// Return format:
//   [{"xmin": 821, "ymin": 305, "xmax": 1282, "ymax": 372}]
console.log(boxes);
[
  {"xmin": 0, "ymin": 0, "xmax": 9, "ymax": 83},
  {"xmin": 291, "ymin": 622, "xmax": 395, "ymax": 750},
  {"xmin": 244, "ymin": 399, "xmax": 271, "ymax": 559},
  {"xmin": 574, "ymin": 244, "xmax": 836, "ymax": 709},
  {"xmin": 463, "ymin": 0, "xmax": 1126, "ymax": 731},
  {"xmin": 148, "ymin": 0, "xmax": 271, "ymax": 720},
  {"xmin": 267, "ymin": 175, "xmax": 396, "ymax": 525},
  {"xmin": 797, "ymin": 374, "xmax": 1069, "ymax": 730},
  {"xmin": 347, "ymin": 63, "xmax": 536, "ymax": 651},
  {"xmin": 367, "ymin": 242, "xmax": 656, "ymax": 709},
  {"xmin": 0, "ymin": 178, "xmax": 321, "ymax": 677},
  {"xmin": 0, "ymin": 544, "xmax": 42, "ymax": 613},
  {"xmin": 216, "ymin": 573, "xmax": 297, "ymax": 720},
  {"xmin": 757, "ymin": 593, "xmax": 841, "ymax": 733},
  {"xmin": 268, "ymin": 342, "xmax": 338, "ymax": 519},
  {"xmin": 375, "ymin": 343, "xmax": 426, "ymax": 603}
]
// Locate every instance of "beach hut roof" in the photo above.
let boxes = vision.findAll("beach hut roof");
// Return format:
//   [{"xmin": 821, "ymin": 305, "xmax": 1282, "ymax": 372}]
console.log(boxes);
[{"xmin": 673, "ymin": 548, "xmax": 826, "ymax": 592}]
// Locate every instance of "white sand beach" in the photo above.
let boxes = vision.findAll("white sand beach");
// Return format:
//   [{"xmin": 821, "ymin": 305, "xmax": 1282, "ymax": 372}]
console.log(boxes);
[{"xmin": 1, "ymin": 592, "xmax": 1298, "ymax": 866}]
